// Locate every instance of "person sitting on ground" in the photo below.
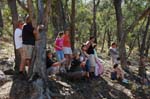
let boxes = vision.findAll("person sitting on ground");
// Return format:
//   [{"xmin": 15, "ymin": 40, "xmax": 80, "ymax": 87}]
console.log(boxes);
[
  {"xmin": 67, "ymin": 51, "xmax": 86, "ymax": 79},
  {"xmin": 46, "ymin": 50, "xmax": 65, "ymax": 75},
  {"xmin": 111, "ymin": 64, "xmax": 128, "ymax": 83}
]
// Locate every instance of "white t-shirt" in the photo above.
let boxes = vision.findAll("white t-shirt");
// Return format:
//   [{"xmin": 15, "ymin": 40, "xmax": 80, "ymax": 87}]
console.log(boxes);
[{"xmin": 14, "ymin": 28, "xmax": 22, "ymax": 49}]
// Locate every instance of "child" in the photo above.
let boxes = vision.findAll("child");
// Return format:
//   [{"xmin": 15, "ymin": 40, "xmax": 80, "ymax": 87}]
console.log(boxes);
[
  {"xmin": 46, "ymin": 50, "xmax": 65, "ymax": 75},
  {"xmin": 111, "ymin": 64, "xmax": 128, "ymax": 83},
  {"xmin": 54, "ymin": 32, "xmax": 64, "ymax": 62},
  {"xmin": 67, "ymin": 51, "xmax": 86, "ymax": 79}
]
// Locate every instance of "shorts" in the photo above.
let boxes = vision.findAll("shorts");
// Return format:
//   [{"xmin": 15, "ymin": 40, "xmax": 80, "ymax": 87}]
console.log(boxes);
[
  {"xmin": 88, "ymin": 54, "xmax": 96, "ymax": 67},
  {"xmin": 47, "ymin": 66, "xmax": 60, "ymax": 75},
  {"xmin": 63, "ymin": 47, "xmax": 72, "ymax": 54},
  {"xmin": 23, "ymin": 44, "xmax": 34, "ymax": 59}
]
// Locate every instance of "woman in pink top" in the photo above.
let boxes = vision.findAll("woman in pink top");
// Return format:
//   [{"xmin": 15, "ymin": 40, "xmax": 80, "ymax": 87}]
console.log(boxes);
[{"xmin": 54, "ymin": 32, "xmax": 64, "ymax": 61}]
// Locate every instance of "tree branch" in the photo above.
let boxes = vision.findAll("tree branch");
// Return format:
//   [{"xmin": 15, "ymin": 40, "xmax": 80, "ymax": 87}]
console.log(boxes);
[
  {"xmin": 127, "ymin": 7, "xmax": 150, "ymax": 33},
  {"xmin": 43, "ymin": 0, "xmax": 51, "ymax": 28},
  {"xmin": 17, "ymin": 0, "xmax": 29, "ymax": 12},
  {"xmin": 27, "ymin": 0, "xmax": 37, "ymax": 28}
]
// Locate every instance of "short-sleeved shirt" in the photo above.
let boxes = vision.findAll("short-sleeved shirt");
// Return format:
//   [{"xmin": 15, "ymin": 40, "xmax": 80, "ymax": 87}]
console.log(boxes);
[
  {"xmin": 14, "ymin": 28, "xmax": 22, "ymax": 49},
  {"xmin": 22, "ymin": 23, "xmax": 35, "ymax": 45},
  {"xmin": 46, "ymin": 58, "xmax": 54, "ymax": 68},
  {"xmin": 63, "ymin": 34, "xmax": 71, "ymax": 47},
  {"xmin": 70, "ymin": 59, "xmax": 82, "ymax": 72},
  {"xmin": 55, "ymin": 38, "xmax": 63, "ymax": 51},
  {"xmin": 87, "ymin": 44, "xmax": 94, "ymax": 54}
]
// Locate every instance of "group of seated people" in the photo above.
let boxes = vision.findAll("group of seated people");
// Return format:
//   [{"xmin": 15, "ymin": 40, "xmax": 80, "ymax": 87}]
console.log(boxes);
[{"xmin": 46, "ymin": 43, "xmax": 104, "ymax": 80}]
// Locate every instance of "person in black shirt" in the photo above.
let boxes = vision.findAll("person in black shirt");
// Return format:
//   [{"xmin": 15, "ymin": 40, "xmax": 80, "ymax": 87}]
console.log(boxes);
[
  {"xmin": 85, "ymin": 36, "xmax": 96, "ymax": 77},
  {"xmin": 67, "ymin": 51, "xmax": 86, "ymax": 79},
  {"xmin": 46, "ymin": 50, "xmax": 66, "ymax": 75},
  {"xmin": 22, "ymin": 15, "xmax": 35, "ymax": 70}
]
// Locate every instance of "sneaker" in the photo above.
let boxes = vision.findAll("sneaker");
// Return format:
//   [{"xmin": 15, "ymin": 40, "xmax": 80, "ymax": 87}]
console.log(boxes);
[{"xmin": 122, "ymin": 79, "xmax": 129, "ymax": 83}]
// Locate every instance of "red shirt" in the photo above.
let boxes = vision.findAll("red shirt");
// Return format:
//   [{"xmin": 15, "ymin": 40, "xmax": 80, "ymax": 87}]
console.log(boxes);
[{"xmin": 63, "ymin": 34, "xmax": 71, "ymax": 47}]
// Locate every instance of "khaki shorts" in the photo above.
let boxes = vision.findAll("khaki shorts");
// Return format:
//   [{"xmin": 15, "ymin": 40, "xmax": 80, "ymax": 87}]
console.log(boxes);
[{"xmin": 22, "ymin": 44, "xmax": 34, "ymax": 59}]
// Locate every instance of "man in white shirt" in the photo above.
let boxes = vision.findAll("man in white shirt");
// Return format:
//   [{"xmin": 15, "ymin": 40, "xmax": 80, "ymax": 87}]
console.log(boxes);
[{"xmin": 14, "ymin": 20, "xmax": 24, "ymax": 74}]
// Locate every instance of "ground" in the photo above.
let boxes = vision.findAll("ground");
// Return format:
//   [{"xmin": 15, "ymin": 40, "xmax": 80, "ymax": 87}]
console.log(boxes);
[{"xmin": 0, "ymin": 37, "xmax": 150, "ymax": 99}]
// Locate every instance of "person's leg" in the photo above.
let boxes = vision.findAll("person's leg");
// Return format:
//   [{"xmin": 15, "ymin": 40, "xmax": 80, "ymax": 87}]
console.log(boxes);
[
  {"xmin": 85, "ymin": 59, "xmax": 90, "ymax": 77},
  {"xmin": 56, "ymin": 50, "xmax": 61, "ymax": 62},
  {"xmin": 14, "ymin": 49, "xmax": 21, "ymax": 73},
  {"xmin": 60, "ymin": 50, "xmax": 64, "ymax": 61}
]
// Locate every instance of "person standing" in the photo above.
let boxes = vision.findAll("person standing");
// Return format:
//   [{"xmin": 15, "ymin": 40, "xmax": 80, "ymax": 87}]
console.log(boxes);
[
  {"xmin": 86, "ymin": 36, "xmax": 96, "ymax": 76},
  {"xmin": 63, "ymin": 29, "xmax": 72, "ymax": 70},
  {"xmin": 109, "ymin": 42, "xmax": 119, "ymax": 65},
  {"xmin": 22, "ymin": 15, "xmax": 35, "ymax": 72},
  {"xmin": 14, "ymin": 20, "xmax": 24, "ymax": 74},
  {"xmin": 54, "ymin": 32, "xmax": 64, "ymax": 62}
]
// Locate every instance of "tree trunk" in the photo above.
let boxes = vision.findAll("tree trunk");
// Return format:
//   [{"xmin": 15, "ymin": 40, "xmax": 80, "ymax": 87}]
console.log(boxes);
[
  {"xmin": 101, "ymin": 28, "xmax": 107, "ymax": 52},
  {"xmin": 0, "ymin": 7, "xmax": 3, "ymax": 28},
  {"xmin": 92, "ymin": 0, "xmax": 100, "ymax": 43},
  {"xmin": 70, "ymin": 0, "xmax": 75, "ymax": 51},
  {"xmin": 27, "ymin": 0, "xmax": 51, "ymax": 99},
  {"xmin": 145, "ymin": 33, "xmax": 150, "ymax": 57},
  {"xmin": 113, "ymin": 0, "xmax": 127, "ymax": 68},
  {"xmin": 107, "ymin": 29, "xmax": 111, "ymax": 49},
  {"xmin": 138, "ymin": 15, "xmax": 150, "ymax": 79},
  {"xmin": 140, "ymin": 15, "xmax": 150, "ymax": 57},
  {"xmin": 93, "ymin": 0, "xmax": 97, "ymax": 42},
  {"xmin": 7, "ymin": 0, "xmax": 19, "ymax": 73},
  {"xmin": 0, "ymin": 6, "xmax": 3, "ymax": 37}
]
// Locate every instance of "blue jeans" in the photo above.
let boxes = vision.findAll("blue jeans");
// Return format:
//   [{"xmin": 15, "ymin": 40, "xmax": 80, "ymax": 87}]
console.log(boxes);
[
  {"xmin": 85, "ymin": 59, "xmax": 90, "ymax": 72},
  {"xmin": 56, "ymin": 50, "xmax": 64, "ymax": 61}
]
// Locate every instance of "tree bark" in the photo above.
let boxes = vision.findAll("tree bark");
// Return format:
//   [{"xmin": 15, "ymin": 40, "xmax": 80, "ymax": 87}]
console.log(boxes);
[
  {"xmin": 92, "ymin": 0, "xmax": 100, "ymax": 43},
  {"xmin": 0, "ymin": 7, "xmax": 3, "ymax": 28},
  {"xmin": 17, "ymin": 0, "xmax": 29, "ymax": 12},
  {"xmin": 7, "ymin": 0, "xmax": 20, "ymax": 73},
  {"xmin": 27, "ymin": 0, "xmax": 51, "ymax": 99},
  {"xmin": 140, "ymin": 14, "xmax": 150, "ymax": 57},
  {"xmin": 0, "ymin": 6, "xmax": 3, "ymax": 37},
  {"xmin": 101, "ymin": 28, "xmax": 107, "ymax": 52},
  {"xmin": 113, "ymin": 0, "xmax": 127, "ymax": 68},
  {"xmin": 70, "ymin": 0, "xmax": 75, "ymax": 51}
]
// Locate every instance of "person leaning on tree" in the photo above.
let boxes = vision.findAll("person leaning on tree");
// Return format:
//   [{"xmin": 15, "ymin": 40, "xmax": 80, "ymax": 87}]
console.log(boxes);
[
  {"xmin": 14, "ymin": 20, "xmax": 24, "ymax": 74},
  {"xmin": 21, "ymin": 15, "xmax": 35, "ymax": 75}
]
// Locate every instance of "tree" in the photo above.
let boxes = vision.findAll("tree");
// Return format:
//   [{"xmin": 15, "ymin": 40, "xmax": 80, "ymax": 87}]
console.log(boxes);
[
  {"xmin": 0, "ymin": 2, "xmax": 3, "ymax": 36},
  {"xmin": 27, "ymin": 0, "xmax": 51, "ymax": 98},
  {"xmin": 138, "ymin": 14, "xmax": 150, "ymax": 78},
  {"xmin": 113, "ymin": 0, "xmax": 127, "ymax": 68},
  {"xmin": 91, "ymin": 0, "xmax": 100, "ymax": 43},
  {"xmin": 7, "ymin": 0, "xmax": 20, "ymax": 73},
  {"xmin": 70, "ymin": 0, "xmax": 76, "ymax": 50}
]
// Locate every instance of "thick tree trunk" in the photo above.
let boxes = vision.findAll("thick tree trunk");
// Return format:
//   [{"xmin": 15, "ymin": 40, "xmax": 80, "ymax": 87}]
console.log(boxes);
[
  {"xmin": 70, "ymin": 0, "xmax": 75, "ymax": 51},
  {"xmin": 7, "ymin": 0, "xmax": 19, "ymax": 73},
  {"xmin": 138, "ymin": 15, "xmax": 150, "ymax": 78},
  {"xmin": 92, "ymin": 0, "xmax": 100, "ymax": 43},
  {"xmin": 140, "ymin": 15, "xmax": 150, "ymax": 57},
  {"xmin": 27, "ymin": 0, "xmax": 51, "ymax": 99},
  {"xmin": 113, "ymin": 0, "xmax": 127, "ymax": 68}
]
